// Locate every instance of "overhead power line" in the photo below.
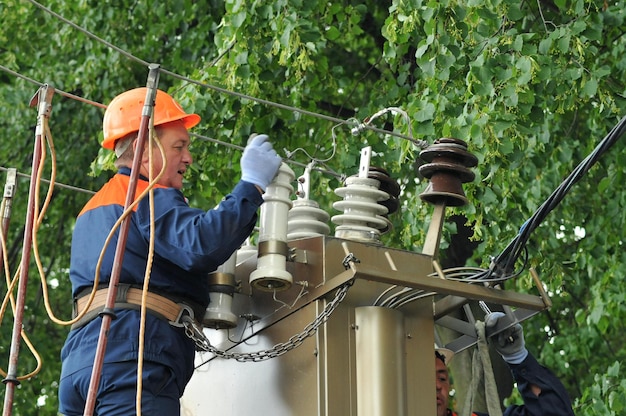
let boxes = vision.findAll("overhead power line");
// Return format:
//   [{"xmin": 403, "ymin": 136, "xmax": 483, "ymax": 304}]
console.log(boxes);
[{"xmin": 23, "ymin": 0, "xmax": 418, "ymax": 144}]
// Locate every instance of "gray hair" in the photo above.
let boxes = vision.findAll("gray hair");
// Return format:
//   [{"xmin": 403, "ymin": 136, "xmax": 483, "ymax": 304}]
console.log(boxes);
[
  {"xmin": 113, "ymin": 126, "xmax": 164, "ymax": 169},
  {"xmin": 113, "ymin": 135, "xmax": 136, "ymax": 169}
]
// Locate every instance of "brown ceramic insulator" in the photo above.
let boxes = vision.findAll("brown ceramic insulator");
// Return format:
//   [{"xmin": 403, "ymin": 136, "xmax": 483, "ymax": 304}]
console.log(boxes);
[
  {"xmin": 367, "ymin": 166, "xmax": 401, "ymax": 215},
  {"xmin": 418, "ymin": 138, "xmax": 478, "ymax": 207},
  {"xmin": 348, "ymin": 166, "xmax": 401, "ymax": 215}
]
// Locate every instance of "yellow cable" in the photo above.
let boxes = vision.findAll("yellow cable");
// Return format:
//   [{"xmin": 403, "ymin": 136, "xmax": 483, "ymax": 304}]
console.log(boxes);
[
  {"xmin": 0, "ymin": 202, "xmax": 18, "ymax": 330},
  {"xmin": 33, "ymin": 120, "xmax": 164, "ymax": 328},
  {"xmin": 1, "ymin": 99, "xmax": 167, "ymax": 406},
  {"xmin": 0, "ymin": 218, "xmax": 21, "ymax": 378},
  {"xmin": 34, "ymin": 122, "xmax": 68, "ymax": 324},
  {"xmin": 0, "ymin": 129, "xmax": 48, "ymax": 380},
  {"xmin": 137, "ymin": 120, "xmax": 165, "ymax": 415}
]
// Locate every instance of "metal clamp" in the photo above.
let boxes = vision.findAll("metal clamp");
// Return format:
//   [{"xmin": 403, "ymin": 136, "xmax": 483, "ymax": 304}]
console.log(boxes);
[{"xmin": 170, "ymin": 303, "xmax": 195, "ymax": 328}]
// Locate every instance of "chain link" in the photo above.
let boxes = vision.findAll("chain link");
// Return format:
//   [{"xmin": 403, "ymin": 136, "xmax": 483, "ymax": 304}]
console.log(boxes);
[{"xmin": 183, "ymin": 279, "xmax": 354, "ymax": 362}]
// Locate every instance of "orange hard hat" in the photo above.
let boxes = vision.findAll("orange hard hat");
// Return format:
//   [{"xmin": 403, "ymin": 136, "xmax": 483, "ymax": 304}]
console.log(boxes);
[{"xmin": 102, "ymin": 87, "xmax": 201, "ymax": 150}]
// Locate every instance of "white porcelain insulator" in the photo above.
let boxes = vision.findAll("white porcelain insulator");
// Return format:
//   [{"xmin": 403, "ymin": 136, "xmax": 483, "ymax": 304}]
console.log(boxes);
[
  {"xmin": 287, "ymin": 199, "xmax": 330, "ymax": 240},
  {"xmin": 332, "ymin": 176, "xmax": 390, "ymax": 243},
  {"xmin": 204, "ymin": 252, "xmax": 238, "ymax": 329},
  {"xmin": 236, "ymin": 242, "xmax": 258, "ymax": 267},
  {"xmin": 250, "ymin": 163, "xmax": 296, "ymax": 291},
  {"xmin": 203, "ymin": 291, "xmax": 238, "ymax": 329}
]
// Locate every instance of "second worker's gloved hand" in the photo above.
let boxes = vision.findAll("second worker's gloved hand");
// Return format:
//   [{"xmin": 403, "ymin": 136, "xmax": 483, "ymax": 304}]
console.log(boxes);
[
  {"xmin": 240, "ymin": 134, "xmax": 282, "ymax": 192},
  {"xmin": 485, "ymin": 312, "xmax": 528, "ymax": 365}
]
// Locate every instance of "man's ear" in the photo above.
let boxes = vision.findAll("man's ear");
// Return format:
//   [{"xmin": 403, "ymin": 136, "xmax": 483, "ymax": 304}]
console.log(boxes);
[
  {"xmin": 133, "ymin": 138, "xmax": 150, "ymax": 164},
  {"xmin": 132, "ymin": 138, "xmax": 140, "ymax": 153}
]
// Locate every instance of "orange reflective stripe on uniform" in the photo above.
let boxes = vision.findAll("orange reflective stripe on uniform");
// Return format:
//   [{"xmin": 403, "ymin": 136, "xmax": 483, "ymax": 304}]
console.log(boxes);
[{"xmin": 79, "ymin": 173, "xmax": 167, "ymax": 216}]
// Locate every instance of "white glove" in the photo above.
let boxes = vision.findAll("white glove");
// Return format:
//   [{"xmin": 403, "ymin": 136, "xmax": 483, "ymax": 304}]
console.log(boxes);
[
  {"xmin": 240, "ymin": 134, "xmax": 282, "ymax": 191},
  {"xmin": 485, "ymin": 312, "xmax": 528, "ymax": 365}
]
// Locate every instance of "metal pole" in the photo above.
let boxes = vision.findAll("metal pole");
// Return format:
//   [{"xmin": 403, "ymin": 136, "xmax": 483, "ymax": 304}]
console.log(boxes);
[
  {"xmin": 83, "ymin": 64, "xmax": 161, "ymax": 416},
  {"xmin": 2, "ymin": 85, "xmax": 55, "ymax": 416}
]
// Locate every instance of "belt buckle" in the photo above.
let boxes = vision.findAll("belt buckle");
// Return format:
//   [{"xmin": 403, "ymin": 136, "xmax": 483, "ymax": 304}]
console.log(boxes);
[{"xmin": 169, "ymin": 303, "xmax": 194, "ymax": 328}]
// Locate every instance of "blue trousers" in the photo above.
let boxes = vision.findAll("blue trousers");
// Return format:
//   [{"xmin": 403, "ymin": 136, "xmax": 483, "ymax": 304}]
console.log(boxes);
[{"xmin": 58, "ymin": 360, "xmax": 181, "ymax": 415}]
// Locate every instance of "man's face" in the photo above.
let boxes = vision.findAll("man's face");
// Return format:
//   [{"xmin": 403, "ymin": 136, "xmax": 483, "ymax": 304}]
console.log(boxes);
[
  {"xmin": 436, "ymin": 357, "xmax": 451, "ymax": 416},
  {"xmin": 141, "ymin": 120, "xmax": 192, "ymax": 190}
]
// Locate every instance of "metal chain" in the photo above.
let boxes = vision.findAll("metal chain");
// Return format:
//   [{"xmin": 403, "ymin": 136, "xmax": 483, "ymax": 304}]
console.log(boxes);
[{"xmin": 182, "ymin": 279, "xmax": 354, "ymax": 362}]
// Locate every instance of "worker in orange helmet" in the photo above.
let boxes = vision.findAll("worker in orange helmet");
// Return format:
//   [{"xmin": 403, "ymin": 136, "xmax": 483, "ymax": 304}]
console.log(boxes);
[
  {"xmin": 436, "ymin": 312, "xmax": 575, "ymax": 416},
  {"xmin": 58, "ymin": 87, "xmax": 282, "ymax": 415}
]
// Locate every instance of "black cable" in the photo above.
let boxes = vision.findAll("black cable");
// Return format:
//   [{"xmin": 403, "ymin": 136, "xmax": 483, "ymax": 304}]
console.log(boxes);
[{"xmin": 485, "ymin": 114, "xmax": 626, "ymax": 281}]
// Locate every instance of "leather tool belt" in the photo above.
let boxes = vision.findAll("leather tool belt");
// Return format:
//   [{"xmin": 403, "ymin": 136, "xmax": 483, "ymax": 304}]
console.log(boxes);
[{"xmin": 72, "ymin": 283, "xmax": 204, "ymax": 330}]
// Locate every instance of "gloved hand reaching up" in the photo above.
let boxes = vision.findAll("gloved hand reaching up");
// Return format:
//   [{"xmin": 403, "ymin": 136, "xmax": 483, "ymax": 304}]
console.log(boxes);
[
  {"xmin": 485, "ymin": 312, "xmax": 529, "ymax": 365},
  {"xmin": 240, "ymin": 134, "xmax": 282, "ymax": 192}
]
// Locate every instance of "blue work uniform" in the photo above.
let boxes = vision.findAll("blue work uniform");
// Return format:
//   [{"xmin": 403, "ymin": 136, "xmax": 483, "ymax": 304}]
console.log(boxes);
[
  {"xmin": 58, "ymin": 168, "xmax": 264, "ymax": 415},
  {"xmin": 459, "ymin": 353, "xmax": 574, "ymax": 416}
]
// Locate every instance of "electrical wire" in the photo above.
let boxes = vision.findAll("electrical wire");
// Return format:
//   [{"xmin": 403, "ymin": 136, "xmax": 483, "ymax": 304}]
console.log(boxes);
[
  {"xmin": 371, "ymin": 115, "xmax": 626, "ymax": 311},
  {"xmin": 0, "ymin": 166, "xmax": 95, "ymax": 196},
  {"xmin": 0, "ymin": 65, "xmax": 106, "ymax": 109},
  {"xmin": 387, "ymin": 291, "xmax": 436, "ymax": 309},
  {"xmin": 473, "ymin": 114, "xmax": 626, "ymax": 283},
  {"xmin": 3, "ymin": 1, "xmax": 427, "ymax": 198},
  {"xmin": 350, "ymin": 107, "xmax": 429, "ymax": 150},
  {"xmin": 22, "ymin": 0, "xmax": 419, "ymax": 146}
]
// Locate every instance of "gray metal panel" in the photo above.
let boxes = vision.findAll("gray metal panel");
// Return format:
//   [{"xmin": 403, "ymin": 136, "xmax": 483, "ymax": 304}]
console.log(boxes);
[
  {"xmin": 355, "ymin": 307, "xmax": 407, "ymax": 416},
  {"xmin": 182, "ymin": 301, "xmax": 321, "ymax": 415}
]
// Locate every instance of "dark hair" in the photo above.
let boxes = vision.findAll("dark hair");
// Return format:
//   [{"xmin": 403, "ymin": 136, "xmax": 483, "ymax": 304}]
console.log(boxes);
[{"xmin": 435, "ymin": 350, "xmax": 447, "ymax": 364}]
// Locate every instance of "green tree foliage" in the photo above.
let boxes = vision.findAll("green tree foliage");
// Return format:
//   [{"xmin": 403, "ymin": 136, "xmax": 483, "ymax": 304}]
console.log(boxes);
[{"xmin": 1, "ymin": 0, "xmax": 625, "ymax": 414}]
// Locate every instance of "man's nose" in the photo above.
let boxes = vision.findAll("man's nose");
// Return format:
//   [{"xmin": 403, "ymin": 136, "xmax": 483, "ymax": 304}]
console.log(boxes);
[{"xmin": 184, "ymin": 149, "xmax": 193, "ymax": 165}]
